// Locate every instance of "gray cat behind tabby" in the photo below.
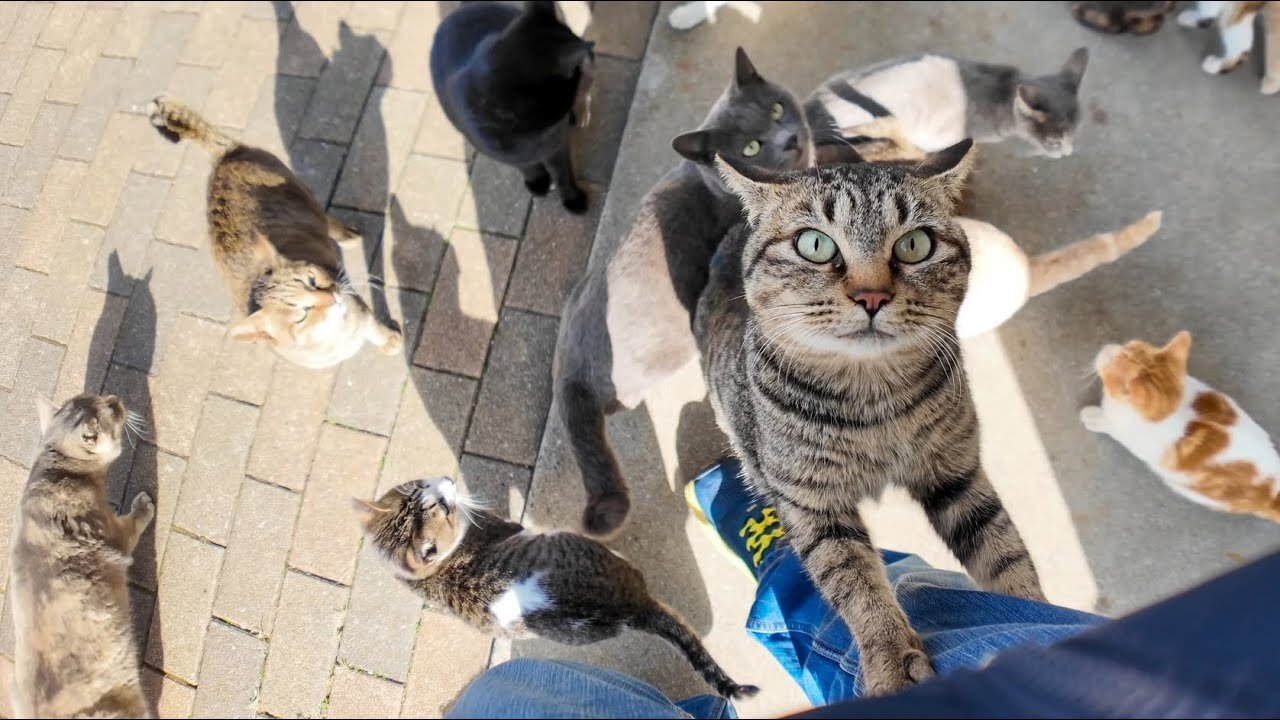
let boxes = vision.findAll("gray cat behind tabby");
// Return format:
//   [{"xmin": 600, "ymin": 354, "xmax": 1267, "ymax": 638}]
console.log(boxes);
[
  {"xmin": 9, "ymin": 395, "xmax": 154, "ymax": 718},
  {"xmin": 806, "ymin": 48, "xmax": 1088, "ymax": 157},
  {"xmin": 353, "ymin": 478, "xmax": 758, "ymax": 699},
  {"xmin": 695, "ymin": 143, "xmax": 1044, "ymax": 695},
  {"xmin": 553, "ymin": 48, "xmax": 814, "ymax": 537}
]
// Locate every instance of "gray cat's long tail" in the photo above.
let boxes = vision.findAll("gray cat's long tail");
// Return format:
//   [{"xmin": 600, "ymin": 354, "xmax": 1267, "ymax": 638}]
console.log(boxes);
[
  {"xmin": 557, "ymin": 378, "xmax": 630, "ymax": 537},
  {"xmin": 1027, "ymin": 211, "xmax": 1162, "ymax": 297},
  {"xmin": 146, "ymin": 95, "xmax": 235, "ymax": 160},
  {"xmin": 632, "ymin": 601, "xmax": 760, "ymax": 700}
]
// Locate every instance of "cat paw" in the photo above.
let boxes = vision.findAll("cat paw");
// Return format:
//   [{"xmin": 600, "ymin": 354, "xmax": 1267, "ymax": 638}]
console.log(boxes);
[
  {"xmin": 1201, "ymin": 55, "xmax": 1244, "ymax": 74},
  {"xmin": 524, "ymin": 174, "xmax": 551, "ymax": 196},
  {"xmin": 561, "ymin": 190, "xmax": 589, "ymax": 215},
  {"xmin": 131, "ymin": 492, "xmax": 156, "ymax": 527},
  {"xmin": 378, "ymin": 330, "xmax": 403, "ymax": 356},
  {"xmin": 1080, "ymin": 406, "xmax": 1107, "ymax": 432},
  {"xmin": 582, "ymin": 492, "xmax": 630, "ymax": 537},
  {"xmin": 861, "ymin": 639, "xmax": 934, "ymax": 697},
  {"xmin": 1261, "ymin": 77, "xmax": 1280, "ymax": 95}
]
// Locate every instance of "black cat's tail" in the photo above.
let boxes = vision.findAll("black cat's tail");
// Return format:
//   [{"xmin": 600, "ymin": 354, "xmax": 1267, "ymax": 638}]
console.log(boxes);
[
  {"xmin": 146, "ymin": 95, "xmax": 235, "ymax": 160},
  {"xmin": 557, "ymin": 376, "xmax": 630, "ymax": 537},
  {"xmin": 632, "ymin": 601, "xmax": 760, "ymax": 700}
]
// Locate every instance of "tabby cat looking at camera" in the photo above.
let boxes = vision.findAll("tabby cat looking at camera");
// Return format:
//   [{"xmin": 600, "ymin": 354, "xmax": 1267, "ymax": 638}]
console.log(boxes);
[
  {"xmin": 695, "ymin": 142, "xmax": 1045, "ymax": 695},
  {"xmin": 554, "ymin": 48, "xmax": 816, "ymax": 537},
  {"xmin": 354, "ymin": 478, "xmax": 758, "ymax": 699},
  {"xmin": 9, "ymin": 395, "xmax": 154, "ymax": 718}
]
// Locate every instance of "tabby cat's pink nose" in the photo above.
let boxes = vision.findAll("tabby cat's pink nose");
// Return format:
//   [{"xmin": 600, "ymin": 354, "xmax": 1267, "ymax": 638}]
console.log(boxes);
[{"xmin": 852, "ymin": 290, "xmax": 893, "ymax": 312}]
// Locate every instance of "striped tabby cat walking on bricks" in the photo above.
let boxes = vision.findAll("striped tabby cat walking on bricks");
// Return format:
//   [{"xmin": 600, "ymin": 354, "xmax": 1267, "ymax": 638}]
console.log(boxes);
[{"xmin": 695, "ymin": 141, "xmax": 1045, "ymax": 694}]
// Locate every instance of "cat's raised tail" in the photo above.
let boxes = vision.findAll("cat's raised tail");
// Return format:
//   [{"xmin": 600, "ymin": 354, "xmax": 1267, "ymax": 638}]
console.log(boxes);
[
  {"xmin": 1027, "ymin": 210, "xmax": 1162, "ymax": 297},
  {"xmin": 631, "ymin": 600, "xmax": 760, "ymax": 699},
  {"xmin": 147, "ymin": 95, "xmax": 235, "ymax": 160}
]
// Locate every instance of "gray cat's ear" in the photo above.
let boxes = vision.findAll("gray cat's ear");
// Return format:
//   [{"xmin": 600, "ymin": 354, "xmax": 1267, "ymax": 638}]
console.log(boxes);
[
  {"xmin": 35, "ymin": 396, "xmax": 59, "ymax": 436},
  {"xmin": 1014, "ymin": 85, "xmax": 1048, "ymax": 120},
  {"xmin": 734, "ymin": 47, "xmax": 762, "ymax": 87},
  {"xmin": 1060, "ymin": 47, "xmax": 1089, "ymax": 91},
  {"xmin": 910, "ymin": 138, "xmax": 975, "ymax": 207},
  {"xmin": 672, "ymin": 131, "xmax": 717, "ymax": 164}
]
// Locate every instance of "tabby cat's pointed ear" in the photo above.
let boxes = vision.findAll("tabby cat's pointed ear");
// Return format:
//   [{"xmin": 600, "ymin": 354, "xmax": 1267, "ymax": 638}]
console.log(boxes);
[
  {"xmin": 1061, "ymin": 47, "xmax": 1089, "ymax": 91},
  {"xmin": 228, "ymin": 312, "xmax": 275, "ymax": 345},
  {"xmin": 910, "ymin": 138, "xmax": 975, "ymax": 208},
  {"xmin": 35, "ymin": 396, "xmax": 59, "ymax": 436},
  {"xmin": 1162, "ymin": 331, "xmax": 1192, "ymax": 367},
  {"xmin": 713, "ymin": 154, "xmax": 783, "ymax": 220},
  {"xmin": 734, "ymin": 47, "xmax": 762, "ymax": 88},
  {"xmin": 351, "ymin": 497, "xmax": 390, "ymax": 527}
]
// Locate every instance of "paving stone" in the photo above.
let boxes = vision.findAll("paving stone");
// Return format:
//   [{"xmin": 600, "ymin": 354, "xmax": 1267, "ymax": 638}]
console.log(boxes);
[
  {"xmin": 2, "ymin": 102, "xmax": 73, "ymax": 210},
  {"xmin": 325, "ymin": 665, "xmax": 404, "ymax": 719},
  {"xmin": 0, "ymin": 338, "xmax": 66, "ymax": 467},
  {"xmin": 458, "ymin": 453, "xmax": 532, "ymax": 522},
  {"xmin": 290, "ymin": 138, "xmax": 346, "ymax": 205},
  {"xmin": 58, "ymin": 56, "xmax": 132, "ymax": 162},
  {"xmin": 134, "ymin": 64, "xmax": 216, "ymax": 178},
  {"xmin": 180, "ymin": 1, "xmax": 250, "ymax": 67},
  {"xmin": 396, "ymin": 153, "xmax": 467, "ymax": 232},
  {"xmin": 572, "ymin": 55, "xmax": 640, "ymax": 185},
  {"xmin": 173, "ymin": 396, "xmax": 258, "ymax": 545},
  {"xmin": 0, "ymin": 3, "xmax": 22, "ymax": 47},
  {"xmin": 212, "ymin": 478, "xmax": 298, "ymax": 636},
  {"xmin": 276, "ymin": 1, "xmax": 351, "ymax": 78},
  {"xmin": 0, "ymin": 655, "xmax": 12, "ymax": 718},
  {"xmin": 0, "ymin": 48, "xmax": 63, "ymax": 147},
  {"xmin": 31, "ymin": 221, "xmax": 105, "ymax": 345},
  {"xmin": 413, "ymin": 94, "xmax": 470, "ymax": 161},
  {"xmin": 0, "ymin": 459, "xmax": 27, "ymax": 591},
  {"xmin": 401, "ymin": 610, "xmax": 493, "ymax": 719},
  {"xmin": 241, "ymin": 74, "xmax": 315, "ymax": 159},
  {"xmin": 140, "ymin": 666, "xmax": 196, "ymax": 719},
  {"xmin": 0, "ymin": 3, "xmax": 52, "ymax": 94},
  {"xmin": 289, "ymin": 424, "xmax": 386, "ymax": 585},
  {"xmin": 115, "ymin": 11, "xmax": 197, "ymax": 114},
  {"xmin": 203, "ymin": 17, "xmax": 283, "ymax": 130},
  {"xmin": 210, "ymin": 334, "xmax": 277, "ymax": 406},
  {"xmin": 124, "ymin": 445, "xmax": 187, "ymax": 591},
  {"xmin": 15, "ymin": 157, "xmax": 88, "ymax": 275},
  {"xmin": 338, "ymin": 542, "xmax": 422, "ymax": 683},
  {"xmin": 153, "ymin": 143, "xmax": 212, "ymax": 249},
  {"xmin": 101, "ymin": 2, "xmax": 156, "ymax": 59},
  {"xmin": 99, "ymin": 363, "xmax": 152, "ymax": 506},
  {"xmin": 89, "ymin": 173, "xmax": 172, "ymax": 296},
  {"xmin": 346, "ymin": 1, "xmax": 404, "ymax": 31},
  {"xmin": 54, "ymin": 289, "xmax": 127, "ymax": 404},
  {"xmin": 147, "ymin": 314, "xmax": 225, "ymax": 456},
  {"xmin": 72, "ymin": 112, "xmax": 149, "ymax": 227},
  {"xmin": 585, "ymin": 1, "xmax": 658, "ymax": 60},
  {"xmin": 415, "ymin": 229, "xmax": 516, "ymax": 377},
  {"xmin": 332, "ymin": 86, "xmax": 427, "ymax": 212},
  {"xmin": 246, "ymin": 363, "xmax": 336, "ymax": 492},
  {"xmin": 258, "ymin": 571, "xmax": 348, "ymax": 718},
  {"xmin": 37, "ymin": 1, "xmax": 87, "ymax": 50},
  {"xmin": 298, "ymin": 26, "xmax": 388, "ymax": 143},
  {"xmin": 0, "ymin": 268, "xmax": 46, "ymax": 390},
  {"xmin": 504, "ymin": 186, "xmax": 604, "ymax": 317},
  {"xmin": 375, "ymin": 1, "xmax": 441, "ymax": 90},
  {"xmin": 0, "ymin": 587, "xmax": 13, "ymax": 656},
  {"xmin": 45, "ymin": 6, "xmax": 121, "ymax": 104},
  {"xmin": 455, "ymin": 155, "xmax": 531, "ymax": 238},
  {"xmin": 193, "ymin": 620, "xmax": 267, "ymax": 718},
  {"xmin": 372, "ymin": 194, "xmax": 447, "ymax": 293},
  {"xmin": 327, "ymin": 287, "xmax": 427, "ymax": 436},
  {"xmin": 0, "ymin": 143, "xmax": 16, "ymax": 201},
  {"xmin": 144, "ymin": 531, "xmax": 224, "ymax": 684},
  {"xmin": 464, "ymin": 309, "xmax": 560, "ymax": 466},
  {"xmin": 0, "ymin": 205, "xmax": 23, "ymax": 286},
  {"xmin": 245, "ymin": 1, "xmax": 290, "ymax": 21},
  {"xmin": 378, "ymin": 367, "xmax": 475, "ymax": 496}
]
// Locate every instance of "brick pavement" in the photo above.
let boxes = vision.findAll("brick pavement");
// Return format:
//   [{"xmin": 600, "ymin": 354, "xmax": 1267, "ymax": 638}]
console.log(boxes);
[{"xmin": 0, "ymin": 2, "xmax": 656, "ymax": 716}]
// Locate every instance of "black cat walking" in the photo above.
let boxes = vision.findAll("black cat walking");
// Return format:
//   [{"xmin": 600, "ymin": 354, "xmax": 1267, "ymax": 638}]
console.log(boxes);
[{"xmin": 431, "ymin": 1, "xmax": 594, "ymax": 213}]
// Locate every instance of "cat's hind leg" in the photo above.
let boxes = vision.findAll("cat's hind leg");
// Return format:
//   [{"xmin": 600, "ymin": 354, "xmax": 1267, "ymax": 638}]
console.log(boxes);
[
  {"xmin": 1202, "ymin": 3, "xmax": 1259, "ymax": 73},
  {"xmin": 521, "ymin": 163, "xmax": 552, "ymax": 196},
  {"xmin": 631, "ymin": 600, "xmax": 759, "ymax": 699},
  {"xmin": 114, "ymin": 492, "xmax": 155, "ymax": 555},
  {"xmin": 547, "ymin": 146, "xmax": 588, "ymax": 214}
]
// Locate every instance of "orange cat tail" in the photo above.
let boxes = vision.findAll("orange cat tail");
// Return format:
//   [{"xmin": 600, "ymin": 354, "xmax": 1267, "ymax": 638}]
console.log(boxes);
[
  {"xmin": 146, "ymin": 95, "xmax": 235, "ymax": 160},
  {"xmin": 1027, "ymin": 210, "xmax": 1162, "ymax": 297}
]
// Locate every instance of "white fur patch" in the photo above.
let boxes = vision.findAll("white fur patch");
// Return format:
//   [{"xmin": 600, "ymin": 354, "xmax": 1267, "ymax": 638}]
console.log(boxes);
[
  {"xmin": 823, "ymin": 55, "xmax": 969, "ymax": 151},
  {"xmin": 489, "ymin": 572, "xmax": 551, "ymax": 630}
]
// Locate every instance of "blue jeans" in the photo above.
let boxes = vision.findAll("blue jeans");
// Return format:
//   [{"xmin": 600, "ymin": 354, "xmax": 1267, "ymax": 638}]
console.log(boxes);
[{"xmin": 448, "ymin": 548, "xmax": 1100, "ymax": 718}]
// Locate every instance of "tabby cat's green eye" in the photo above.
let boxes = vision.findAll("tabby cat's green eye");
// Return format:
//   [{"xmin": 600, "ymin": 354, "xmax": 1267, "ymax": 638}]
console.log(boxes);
[
  {"xmin": 893, "ymin": 229, "xmax": 933, "ymax": 264},
  {"xmin": 743, "ymin": 140, "xmax": 762, "ymax": 157},
  {"xmin": 794, "ymin": 229, "xmax": 837, "ymax": 264},
  {"xmin": 771, "ymin": 102, "xmax": 784, "ymax": 121}
]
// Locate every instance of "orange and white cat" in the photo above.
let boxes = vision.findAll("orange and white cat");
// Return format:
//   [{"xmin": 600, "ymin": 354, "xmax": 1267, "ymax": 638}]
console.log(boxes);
[{"xmin": 1082, "ymin": 331, "xmax": 1280, "ymax": 522}]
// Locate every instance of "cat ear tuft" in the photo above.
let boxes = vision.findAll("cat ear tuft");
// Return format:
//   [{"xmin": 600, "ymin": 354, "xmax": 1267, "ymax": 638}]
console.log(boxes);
[
  {"xmin": 351, "ymin": 497, "xmax": 389, "ymax": 526},
  {"xmin": 910, "ymin": 138, "xmax": 975, "ymax": 207},
  {"xmin": 35, "ymin": 396, "xmax": 59, "ymax": 436},
  {"xmin": 734, "ymin": 47, "xmax": 762, "ymax": 87},
  {"xmin": 1061, "ymin": 47, "xmax": 1089, "ymax": 91},
  {"xmin": 250, "ymin": 231, "xmax": 279, "ymax": 266},
  {"xmin": 713, "ymin": 154, "xmax": 784, "ymax": 219},
  {"xmin": 228, "ymin": 312, "xmax": 276, "ymax": 345},
  {"xmin": 1163, "ymin": 331, "xmax": 1192, "ymax": 366},
  {"xmin": 672, "ymin": 131, "xmax": 714, "ymax": 163}
]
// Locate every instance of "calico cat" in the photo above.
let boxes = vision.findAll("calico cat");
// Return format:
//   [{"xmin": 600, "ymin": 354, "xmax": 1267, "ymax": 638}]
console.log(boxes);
[
  {"xmin": 1072, "ymin": 1, "xmax": 1175, "ymax": 35},
  {"xmin": 553, "ymin": 48, "xmax": 815, "ymax": 537},
  {"xmin": 1082, "ymin": 332, "xmax": 1280, "ymax": 522},
  {"xmin": 1178, "ymin": 1, "xmax": 1278, "ymax": 93},
  {"xmin": 9, "ymin": 394, "xmax": 154, "ymax": 718},
  {"xmin": 695, "ymin": 143, "xmax": 1045, "ymax": 695},
  {"xmin": 805, "ymin": 48, "xmax": 1089, "ymax": 157},
  {"xmin": 147, "ymin": 96, "xmax": 402, "ymax": 369},
  {"xmin": 353, "ymin": 478, "xmax": 759, "ymax": 699},
  {"xmin": 431, "ymin": 1, "xmax": 595, "ymax": 213}
]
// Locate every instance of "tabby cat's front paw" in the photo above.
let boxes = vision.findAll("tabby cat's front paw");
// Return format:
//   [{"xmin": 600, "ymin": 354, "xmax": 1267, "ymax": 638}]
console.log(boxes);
[
  {"xmin": 1080, "ymin": 406, "xmax": 1107, "ymax": 433},
  {"xmin": 131, "ymin": 492, "xmax": 156, "ymax": 528},
  {"xmin": 861, "ymin": 638, "xmax": 934, "ymax": 697},
  {"xmin": 378, "ymin": 330, "xmax": 403, "ymax": 356}
]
